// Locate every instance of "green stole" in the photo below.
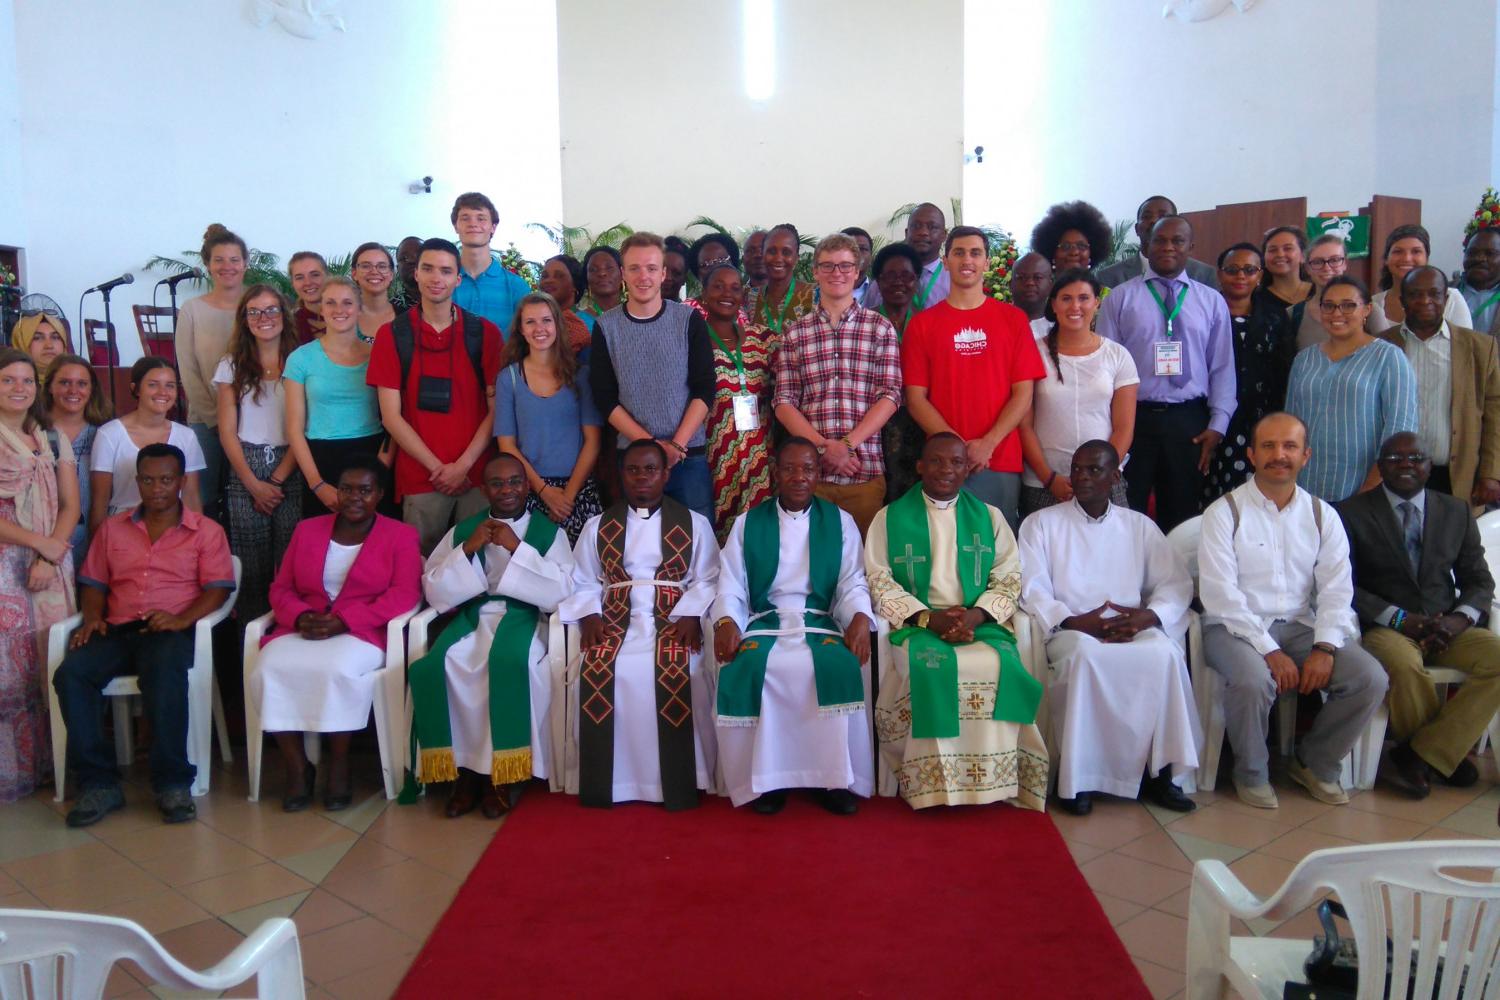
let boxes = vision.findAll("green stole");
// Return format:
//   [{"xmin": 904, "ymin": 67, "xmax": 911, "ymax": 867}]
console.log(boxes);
[
  {"xmin": 406, "ymin": 510, "xmax": 560, "ymax": 788},
  {"xmin": 716, "ymin": 498, "xmax": 865, "ymax": 725},
  {"xmin": 885, "ymin": 486, "xmax": 1041, "ymax": 738}
]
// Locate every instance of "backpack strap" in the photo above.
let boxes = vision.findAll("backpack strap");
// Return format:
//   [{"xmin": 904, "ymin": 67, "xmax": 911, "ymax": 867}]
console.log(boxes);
[
  {"xmin": 393, "ymin": 308, "xmax": 488, "ymax": 393},
  {"xmin": 1225, "ymin": 491, "xmax": 1240, "ymax": 539},
  {"xmin": 392, "ymin": 310, "xmax": 415, "ymax": 388}
]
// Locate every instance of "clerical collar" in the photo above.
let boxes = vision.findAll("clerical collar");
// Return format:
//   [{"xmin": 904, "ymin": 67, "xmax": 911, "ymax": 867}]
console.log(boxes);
[
  {"xmin": 777, "ymin": 500, "xmax": 812, "ymax": 520},
  {"xmin": 1072, "ymin": 498, "xmax": 1112, "ymax": 523},
  {"xmin": 630, "ymin": 504, "xmax": 661, "ymax": 520},
  {"xmin": 922, "ymin": 492, "xmax": 958, "ymax": 510},
  {"xmin": 488, "ymin": 510, "xmax": 525, "ymax": 523}
]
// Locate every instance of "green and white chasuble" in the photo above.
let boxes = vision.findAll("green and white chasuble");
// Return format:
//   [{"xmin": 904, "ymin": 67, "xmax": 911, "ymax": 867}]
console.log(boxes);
[
  {"xmin": 712, "ymin": 498, "xmax": 876, "ymax": 806},
  {"xmin": 865, "ymin": 488, "xmax": 1049, "ymax": 810},
  {"xmin": 406, "ymin": 510, "xmax": 574, "ymax": 792}
]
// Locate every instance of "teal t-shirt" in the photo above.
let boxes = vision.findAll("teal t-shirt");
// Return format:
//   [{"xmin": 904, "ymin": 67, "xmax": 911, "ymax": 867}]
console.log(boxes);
[{"xmin": 284, "ymin": 340, "xmax": 382, "ymax": 440}]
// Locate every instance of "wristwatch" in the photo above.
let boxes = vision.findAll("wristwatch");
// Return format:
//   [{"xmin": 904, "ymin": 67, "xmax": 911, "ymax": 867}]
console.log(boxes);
[
  {"xmin": 714, "ymin": 617, "xmax": 736, "ymax": 632},
  {"xmin": 1312, "ymin": 642, "xmax": 1337, "ymax": 656},
  {"xmin": 916, "ymin": 611, "xmax": 932, "ymax": 629}
]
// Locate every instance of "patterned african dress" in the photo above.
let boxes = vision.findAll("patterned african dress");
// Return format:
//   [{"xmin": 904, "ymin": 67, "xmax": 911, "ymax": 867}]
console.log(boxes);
[
  {"xmin": 1202, "ymin": 291, "xmax": 1296, "ymax": 503},
  {"xmin": 877, "ymin": 305, "xmax": 925, "ymax": 502},
  {"xmin": 744, "ymin": 280, "xmax": 816, "ymax": 337},
  {"xmin": 0, "ymin": 498, "xmax": 49, "ymax": 802},
  {"xmin": 708, "ymin": 325, "xmax": 778, "ymax": 543}
]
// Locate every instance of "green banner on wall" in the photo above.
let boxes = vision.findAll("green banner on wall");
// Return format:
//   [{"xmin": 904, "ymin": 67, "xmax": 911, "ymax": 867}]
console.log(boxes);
[{"xmin": 1306, "ymin": 216, "xmax": 1370, "ymax": 258}]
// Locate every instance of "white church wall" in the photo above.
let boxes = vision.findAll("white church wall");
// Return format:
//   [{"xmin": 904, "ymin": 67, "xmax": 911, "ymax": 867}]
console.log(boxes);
[{"xmin": 8, "ymin": 0, "xmax": 562, "ymax": 359}]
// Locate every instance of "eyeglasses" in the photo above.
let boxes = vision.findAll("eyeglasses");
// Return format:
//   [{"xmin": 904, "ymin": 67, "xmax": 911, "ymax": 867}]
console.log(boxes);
[
  {"xmin": 1379, "ymin": 452, "xmax": 1429, "ymax": 464},
  {"xmin": 245, "ymin": 307, "xmax": 282, "ymax": 319},
  {"xmin": 1318, "ymin": 300, "xmax": 1363, "ymax": 315},
  {"xmin": 1220, "ymin": 265, "xmax": 1262, "ymax": 277},
  {"xmin": 1306, "ymin": 256, "xmax": 1347, "ymax": 270},
  {"xmin": 814, "ymin": 261, "xmax": 858, "ymax": 275},
  {"xmin": 355, "ymin": 262, "xmax": 392, "ymax": 274},
  {"xmin": 1056, "ymin": 240, "xmax": 1090, "ymax": 254}
]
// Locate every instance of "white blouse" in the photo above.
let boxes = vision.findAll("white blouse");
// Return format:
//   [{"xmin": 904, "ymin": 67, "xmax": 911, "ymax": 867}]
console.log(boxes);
[
  {"xmin": 92, "ymin": 419, "xmax": 207, "ymax": 512},
  {"xmin": 322, "ymin": 541, "xmax": 364, "ymax": 600},
  {"xmin": 212, "ymin": 357, "xmax": 289, "ymax": 447},
  {"xmin": 1024, "ymin": 336, "xmax": 1140, "ymax": 488}
]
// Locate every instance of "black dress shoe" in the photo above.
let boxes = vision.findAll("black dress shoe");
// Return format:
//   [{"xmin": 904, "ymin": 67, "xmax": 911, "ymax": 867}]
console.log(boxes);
[
  {"xmin": 323, "ymin": 787, "xmax": 353, "ymax": 812},
  {"xmin": 1387, "ymin": 743, "xmax": 1432, "ymax": 799},
  {"xmin": 1057, "ymin": 792, "xmax": 1092, "ymax": 816},
  {"xmin": 1143, "ymin": 775, "xmax": 1196, "ymax": 813},
  {"xmin": 480, "ymin": 783, "xmax": 510, "ymax": 819},
  {"xmin": 282, "ymin": 763, "xmax": 315, "ymax": 813},
  {"xmin": 1435, "ymin": 757, "xmax": 1480, "ymax": 788},
  {"xmin": 751, "ymin": 790, "xmax": 787, "ymax": 815},
  {"xmin": 818, "ymin": 789, "xmax": 859, "ymax": 815},
  {"xmin": 445, "ymin": 771, "xmax": 480, "ymax": 818}
]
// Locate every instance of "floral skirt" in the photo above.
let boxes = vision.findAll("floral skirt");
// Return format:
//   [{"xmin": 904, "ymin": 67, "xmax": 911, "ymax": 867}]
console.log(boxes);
[
  {"xmin": 527, "ymin": 476, "xmax": 603, "ymax": 545},
  {"xmin": 0, "ymin": 497, "xmax": 51, "ymax": 802}
]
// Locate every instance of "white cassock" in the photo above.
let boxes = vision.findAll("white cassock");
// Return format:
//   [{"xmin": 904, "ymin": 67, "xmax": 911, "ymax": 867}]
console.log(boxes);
[
  {"xmin": 1018, "ymin": 499, "xmax": 1201, "ymax": 800},
  {"xmin": 559, "ymin": 505, "xmax": 720, "ymax": 803},
  {"xmin": 866, "ymin": 494, "xmax": 1050, "ymax": 810},
  {"xmin": 711, "ymin": 502, "xmax": 876, "ymax": 806},
  {"xmin": 421, "ymin": 511, "xmax": 574, "ymax": 780},
  {"xmin": 254, "ymin": 541, "xmax": 381, "ymax": 732}
]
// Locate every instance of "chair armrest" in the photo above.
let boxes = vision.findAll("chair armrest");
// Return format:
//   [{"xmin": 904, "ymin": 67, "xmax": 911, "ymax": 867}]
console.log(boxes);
[
  {"xmin": 242, "ymin": 610, "xmax": 275, "ymax": 646},
  {"xmin": 173, "ymin": 916, "xmax": 302, "ymax": 992},
  {"xmin": 407, "ymin": 607, "xmax": 442, "ymax": 665},
  {"xmin": 385, "ymin": 601, "xmax": 423, "ymax": 665},
  {"xmin": 46, "ymin": 613, "xmax": 85, "ymax": 678}
]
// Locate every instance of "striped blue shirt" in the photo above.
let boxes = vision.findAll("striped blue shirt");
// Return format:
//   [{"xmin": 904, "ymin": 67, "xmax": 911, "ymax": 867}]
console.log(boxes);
[{"xmin": 1285, "ymin": 339, "xmax": 1417, "ymax": 501}]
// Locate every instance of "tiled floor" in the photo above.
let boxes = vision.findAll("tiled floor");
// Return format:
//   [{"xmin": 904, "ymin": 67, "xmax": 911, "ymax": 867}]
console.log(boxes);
[{"xmin": 4, "ymin": 749, "xmax": 1498, "ymax": 999}]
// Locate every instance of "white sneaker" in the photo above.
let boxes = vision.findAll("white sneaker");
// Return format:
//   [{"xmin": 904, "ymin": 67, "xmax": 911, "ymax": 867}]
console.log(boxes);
[
  {"xmin": 1234, "ymin": 780, "xmax": 1279, "ymax": 809},
  {"xmin": 1288, "ymin": 759, "xmax": 1349, "ymax": 805}
]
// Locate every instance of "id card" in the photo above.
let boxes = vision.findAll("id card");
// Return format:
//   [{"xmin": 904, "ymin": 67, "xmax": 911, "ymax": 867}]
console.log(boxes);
[
  {"xmin": 1153, "ymin": 340, "xmax": 1183, "ymax": 377},
  {"xmin": 732, "ymin": 393, "xmax": 760, "ymax": 431}
]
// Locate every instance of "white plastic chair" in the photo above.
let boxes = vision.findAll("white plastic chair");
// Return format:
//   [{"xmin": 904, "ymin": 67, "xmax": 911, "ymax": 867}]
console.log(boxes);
[
  {"xmin": 1167, "ymin": 518, "xmax": 1359, "ymax": 791},
  {"xmin": 1186, "ymin": 841, "xmax": 1500, "ymax": 1000},
  {"xmin": 872, "ymin": 609, "xmax": 1039, "ymax": 797},
  {"xmin": 410, "ymin": 608, "xmax": 566, "ymax": 792},
  {"xmin": 46, "ymin": 557, "xmax": 241, "ymax": 801},
  {"xmin": 243, "ymin": 601, "xmax": 422, "ymax": 802},
  {"xmin": 0, "ymin": 908, "xmax": 302, "ymax": 999}
]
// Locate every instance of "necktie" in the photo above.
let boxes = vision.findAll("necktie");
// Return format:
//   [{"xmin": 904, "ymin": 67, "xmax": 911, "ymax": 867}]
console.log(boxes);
[{"xmin": 1398, "ymin": 500, "xmax": 1422, "ymax": 573}]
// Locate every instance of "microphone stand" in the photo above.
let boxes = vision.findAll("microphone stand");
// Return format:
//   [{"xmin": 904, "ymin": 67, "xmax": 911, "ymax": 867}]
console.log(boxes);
[{"xmin": 100, "ymin": 285, "xmax": 119, "ymax": 405}]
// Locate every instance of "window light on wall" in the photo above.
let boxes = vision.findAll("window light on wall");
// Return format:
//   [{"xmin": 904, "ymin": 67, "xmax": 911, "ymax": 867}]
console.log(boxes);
[{"xmin": 742, "ymin": 0, "xmax": 775, "ymax": 101}]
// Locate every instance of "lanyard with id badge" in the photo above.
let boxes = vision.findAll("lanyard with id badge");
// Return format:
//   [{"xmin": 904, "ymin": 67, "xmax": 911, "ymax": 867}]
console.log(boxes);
[
  {"xmin": 710, "ymin": 327, "xmax": 760, "ymax": 432},
  {"xmin": 1147, "ymin": 279, "xmax": 1188, "ymax": 377}
]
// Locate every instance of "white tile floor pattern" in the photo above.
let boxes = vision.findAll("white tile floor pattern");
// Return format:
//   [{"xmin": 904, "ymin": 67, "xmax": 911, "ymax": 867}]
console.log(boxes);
[{"xmin": 3, "ymin": 748, "xmax": 1497, "ymax": 999}]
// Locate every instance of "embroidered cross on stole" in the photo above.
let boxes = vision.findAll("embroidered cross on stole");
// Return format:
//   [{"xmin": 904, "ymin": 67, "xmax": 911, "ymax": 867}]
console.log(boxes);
[{"xmin": 578, "ymin": 500, "xmax": 699, "ymax": 810}]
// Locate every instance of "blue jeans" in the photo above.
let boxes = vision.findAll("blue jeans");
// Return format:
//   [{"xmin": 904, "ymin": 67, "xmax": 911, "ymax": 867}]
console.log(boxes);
[
  {"xmin": 190, "ymin": 422, "xmax": 226, "ymax": 522},
  {"xmin": 53, "ymin": 624, "xmax": 196, "ymax": 793},
  {"xmin": 664, "ymin": 454, "xmax": 712, "ymax": 522},
  {"xmin": 964, "ymin": 469, "xmax": 1020, "ymax": 534}
]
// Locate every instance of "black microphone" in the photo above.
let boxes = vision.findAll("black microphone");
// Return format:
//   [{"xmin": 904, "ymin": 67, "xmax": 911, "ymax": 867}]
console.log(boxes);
[
  {"xmin": 158, "ymin": 270, "xmax": 200, "ymax": 289},
  {"xmin": 85, "ymin": 273, "xmax": 135, "ymax": 294}
]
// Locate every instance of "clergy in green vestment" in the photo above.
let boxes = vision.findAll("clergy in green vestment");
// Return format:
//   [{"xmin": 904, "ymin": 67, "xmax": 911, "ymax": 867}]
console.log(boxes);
[{"xmin": 865, "ymin": 433, "xmax": 1049, "ymax": 810}]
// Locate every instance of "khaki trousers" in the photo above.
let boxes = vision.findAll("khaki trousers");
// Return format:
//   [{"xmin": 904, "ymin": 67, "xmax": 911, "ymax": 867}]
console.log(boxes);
[
  {"xmin": 814, "ymin": 477, "xmax": 886, "ymax": 539},
  {"xmin": 1361, "ymin": 626, "xmax": 1500, "ymax": 776},
  {"xmin": 403, "ymin": 487, "xmax": 488, "ymax": 556}
]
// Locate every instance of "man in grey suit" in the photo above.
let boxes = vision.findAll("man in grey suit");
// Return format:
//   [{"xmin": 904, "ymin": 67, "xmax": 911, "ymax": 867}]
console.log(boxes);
[
  {"xmin": 1096, "ymin": 195, "xmax": 1218, "ymax": 290},
  {"xmin": 1337, "ymin": 431, "xmax": 1500, "ymax": 798}
]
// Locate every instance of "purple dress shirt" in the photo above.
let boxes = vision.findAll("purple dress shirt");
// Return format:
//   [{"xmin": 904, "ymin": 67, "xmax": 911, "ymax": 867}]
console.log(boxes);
[{"xmin": 1096, "ymin": 264, "xmax": 1237, "ymax": 435}]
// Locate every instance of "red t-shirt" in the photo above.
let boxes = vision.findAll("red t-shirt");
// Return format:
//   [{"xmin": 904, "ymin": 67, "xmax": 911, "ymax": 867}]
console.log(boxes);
[
  {"xmin": 365, "ymin": 305, "xmax": 502, "ymax": 499},
  {"xmin": 901, "ymin": 298, "xmax": 1045, "ymax": 473}
]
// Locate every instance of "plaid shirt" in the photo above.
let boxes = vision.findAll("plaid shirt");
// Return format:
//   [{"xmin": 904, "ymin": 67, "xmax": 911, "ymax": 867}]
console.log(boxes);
[{"xmin": 772, "ymin": 303, "xmax": 902, "ymax": 485}]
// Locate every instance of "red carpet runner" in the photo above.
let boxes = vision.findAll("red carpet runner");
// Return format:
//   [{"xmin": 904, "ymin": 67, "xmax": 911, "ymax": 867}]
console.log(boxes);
[{"xmin": 396, "ymin": 790, "xmax": 1149, "ymax": 999}]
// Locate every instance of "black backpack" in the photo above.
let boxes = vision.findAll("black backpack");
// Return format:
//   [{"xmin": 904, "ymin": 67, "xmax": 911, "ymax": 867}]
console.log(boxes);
[{"xmin": 390, "ymin": 308, "xmax": 487, "ymax": 391}]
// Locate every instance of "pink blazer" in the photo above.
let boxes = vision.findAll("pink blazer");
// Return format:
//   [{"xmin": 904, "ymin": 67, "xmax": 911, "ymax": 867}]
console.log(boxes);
[{"xmin": 264, "ymin": 514, "xmax": 422, "ymax": 649}]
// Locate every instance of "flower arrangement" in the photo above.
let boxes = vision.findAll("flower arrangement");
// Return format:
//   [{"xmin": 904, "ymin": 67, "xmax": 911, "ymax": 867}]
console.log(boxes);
[
  {"xmin": 982, "ymin": 228, "xmax": 1020, "ymax": 304},
  {"xmin": 499, "ymin": 243, "xmax": 538, "ymax": 288},
  {"xmin": 0, "ymin": 261, "xmax": 16, "ymax": 286},
  {"xmin": 1466, "ymin": 188, "xmax": 1500, "ymax": 243}
]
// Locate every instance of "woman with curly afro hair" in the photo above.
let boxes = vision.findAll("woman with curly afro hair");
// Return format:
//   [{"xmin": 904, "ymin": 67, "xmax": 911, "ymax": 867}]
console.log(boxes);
[{"xmin": 1029, "ymin": 201, "xmax": 1113, "ymax": 272}]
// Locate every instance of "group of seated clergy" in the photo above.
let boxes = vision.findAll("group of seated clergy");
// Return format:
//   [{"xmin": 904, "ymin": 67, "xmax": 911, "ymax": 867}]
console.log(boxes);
[{"xmin": 51, "ymin": 410, "xmax": 1500, "ymax": 826}]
